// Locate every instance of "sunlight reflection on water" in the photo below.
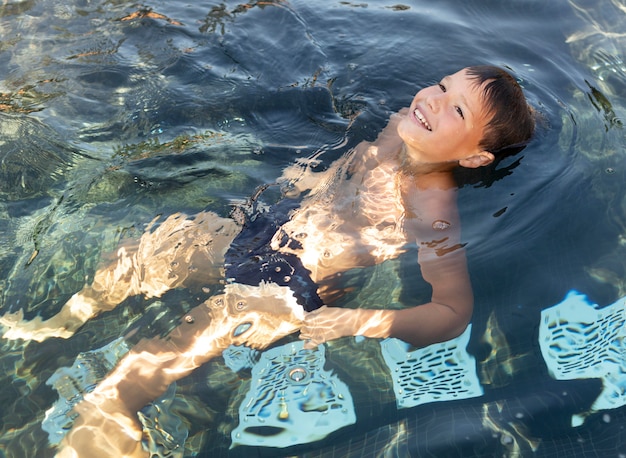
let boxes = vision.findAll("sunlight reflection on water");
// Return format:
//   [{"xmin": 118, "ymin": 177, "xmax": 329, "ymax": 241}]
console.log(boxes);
[{"xmin": 0, "ymin": 0, "xmax": 625, "ymax": 457}]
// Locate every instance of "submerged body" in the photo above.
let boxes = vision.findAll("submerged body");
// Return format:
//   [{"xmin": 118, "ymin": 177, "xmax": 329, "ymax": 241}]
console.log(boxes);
[
  {"xmin": 0, "ymin": 67, "xmax": 535, "ymax": 456},
  {"xmin": 55, "ymin": 130, "xmax": 464, "ymax": 458},
  {"xmin": 56, "ymin": 110, "xmax": 474, "ymax": 457},
  {"xmin": 0, "ymin": 106, "xmax": 470, "ymax": 347},
  {"xmin": 277, "ymin": 112, "xmax": 474, "ymax": 346}
]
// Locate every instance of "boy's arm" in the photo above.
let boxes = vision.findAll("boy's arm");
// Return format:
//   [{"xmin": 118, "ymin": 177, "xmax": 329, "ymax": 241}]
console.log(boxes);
[
  {"xmin": 385, "ymin": 241, "xmax": 473, "ymax": 346},
  {"xmin": 386, "ymin": 185, "xmax": 473, "ymax": 346}
]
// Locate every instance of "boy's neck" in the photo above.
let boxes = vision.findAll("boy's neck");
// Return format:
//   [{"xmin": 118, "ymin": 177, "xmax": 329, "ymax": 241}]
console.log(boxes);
[{"xmin": 398, "ymin": 144, "xmax": 459, "ymax": 189}]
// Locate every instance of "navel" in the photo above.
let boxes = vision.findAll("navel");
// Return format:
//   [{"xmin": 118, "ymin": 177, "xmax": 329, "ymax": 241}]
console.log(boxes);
[{"xmin": 432, "ymin": 220, "xmax": 451, "ymax": 231}]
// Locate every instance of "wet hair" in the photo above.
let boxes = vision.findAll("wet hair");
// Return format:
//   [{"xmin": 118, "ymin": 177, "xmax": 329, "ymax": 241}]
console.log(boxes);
[{"xmin": 466, "ymin": 65, "xmax": 535, "ymax": 156}]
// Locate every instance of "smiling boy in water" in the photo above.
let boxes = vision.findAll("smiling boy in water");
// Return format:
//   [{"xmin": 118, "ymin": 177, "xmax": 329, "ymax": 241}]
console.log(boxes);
[
  {"xmin": 297, "ymin": 65, "xmax": 535, "ymax": 347},
  {"xmin": 2, "ymin": 66, "xmax": 534, "ymax": 456},
  {"xmin": 1, "ymin": 66, "xmax": 534, "ymax": 349}
]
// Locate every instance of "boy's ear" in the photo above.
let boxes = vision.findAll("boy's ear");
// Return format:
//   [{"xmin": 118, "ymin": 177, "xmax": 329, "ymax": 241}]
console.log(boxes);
[{"xmin": 458, "ymin": 151, "xmax": 495, "ymax": 169}]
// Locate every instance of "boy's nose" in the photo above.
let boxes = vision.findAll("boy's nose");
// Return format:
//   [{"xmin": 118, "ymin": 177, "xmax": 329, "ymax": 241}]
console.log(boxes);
[{"xmin": 427, "ymin": 94, "xmax": 442, "ymax": 113}]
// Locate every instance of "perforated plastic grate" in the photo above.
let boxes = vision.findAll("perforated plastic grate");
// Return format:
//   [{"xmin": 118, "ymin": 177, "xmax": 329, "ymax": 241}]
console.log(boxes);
[
  {"xmin": 380, "ymin": 325, "xmax": 483, "ymax": 409},
  {"xmin": 231, "ymin": 340, "xmax": 356, "ymax": 448},
  {"xmin": 539, "ymin": 290, "xmax": 625, "ymax": 425}
]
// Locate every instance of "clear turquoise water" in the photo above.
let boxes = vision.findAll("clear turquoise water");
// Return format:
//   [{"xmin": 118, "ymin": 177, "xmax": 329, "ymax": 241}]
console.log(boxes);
[{"xmin": 0, "ymin": 0, "xmax": 625, "ymax": 456}]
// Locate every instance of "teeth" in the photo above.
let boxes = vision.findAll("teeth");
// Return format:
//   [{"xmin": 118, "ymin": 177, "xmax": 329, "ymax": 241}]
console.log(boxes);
[{"xmin": 414, "ymin": 108, "xmax": 431, "ymax": 131}]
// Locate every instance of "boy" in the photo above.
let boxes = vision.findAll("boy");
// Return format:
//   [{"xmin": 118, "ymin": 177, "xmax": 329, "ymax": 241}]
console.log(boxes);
[
  {"xmin": 6, "ymin": 66, "xmax": 535, "ymax": 456},
  {"xmin": 299, "ymin": 65, "xmax": 535, "ymax": 348},
  {"xmin": 1, "ymin": 66, "xmax": 534, "ymax": 349}
]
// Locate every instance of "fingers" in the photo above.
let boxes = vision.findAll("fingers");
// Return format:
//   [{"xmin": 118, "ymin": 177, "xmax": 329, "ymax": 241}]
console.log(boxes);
[
  {"xmin": 298, "ymin": 306, "xmax": 329, "ymax": 348},
  {"xmin": 298, "ymin": 327, "xmax": 319, "ymax": 346},
  {"xmin": 299, "ymin": 328, "xmax": 323, "ymax": 349},
  {"xmin": 299, "ymin": 307, "xmax": 323, "ymax": 334},
  {"xmin": 302, "ymin": 338, "xmax": 321, "ymax": 350}
]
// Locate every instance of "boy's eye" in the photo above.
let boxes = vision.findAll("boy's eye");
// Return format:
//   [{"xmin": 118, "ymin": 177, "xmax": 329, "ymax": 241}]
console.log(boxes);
[
  {"xmin": 438, "ymin": 83, "xmax": 446, "ymax": 92},
  {"xmin": 455, "ymin": 106, "xmax": 464, "ymax": 119}
]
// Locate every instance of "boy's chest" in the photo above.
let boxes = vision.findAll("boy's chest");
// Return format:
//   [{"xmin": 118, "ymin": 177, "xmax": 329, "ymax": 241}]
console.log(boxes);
[{"xmin": 272, "ymin": 160, "xmax": 410, "ymax": 281}]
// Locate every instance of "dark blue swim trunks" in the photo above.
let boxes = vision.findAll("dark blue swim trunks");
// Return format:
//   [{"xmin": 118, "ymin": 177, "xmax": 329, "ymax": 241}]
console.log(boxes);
[{"xmin": 224, "ymin": 199, "xmax": 323, "ymax": 312}]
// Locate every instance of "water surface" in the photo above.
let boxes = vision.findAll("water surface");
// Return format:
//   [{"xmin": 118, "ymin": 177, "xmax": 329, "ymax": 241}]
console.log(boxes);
[{"xmin": 1, "ymin": 0, "xmax": 625, "ymax": 456}]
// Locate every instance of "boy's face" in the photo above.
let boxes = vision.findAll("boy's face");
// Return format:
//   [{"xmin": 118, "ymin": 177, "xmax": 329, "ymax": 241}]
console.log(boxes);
[{"xmin": 397, "ymin": 68, "xmax": 493, "ymax": 167}]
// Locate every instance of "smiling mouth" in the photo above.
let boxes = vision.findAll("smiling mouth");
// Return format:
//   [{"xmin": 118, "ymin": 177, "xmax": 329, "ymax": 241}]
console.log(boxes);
[{"xmin": 413, "ymin": 108, "xmax": 432, "ymax": 131}]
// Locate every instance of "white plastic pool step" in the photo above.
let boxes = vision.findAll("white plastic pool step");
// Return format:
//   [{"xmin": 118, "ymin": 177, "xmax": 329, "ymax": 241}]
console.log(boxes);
[
  {"xmin": 227, "ymin": 325, "xmax": 483, "ymax": 449},
  {"xmin": 230, "ymin": 340, "xmax": 356, "ymax": 448},
  {"xmin": 380, "ymin": 324, "xmax": 483, "ymax": 409},
  {"xmin": 539, "ymin": 290, "xmax": 626, "ymax": 426}
]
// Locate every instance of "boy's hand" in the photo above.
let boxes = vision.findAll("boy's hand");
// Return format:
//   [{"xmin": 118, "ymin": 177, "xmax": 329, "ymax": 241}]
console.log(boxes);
[
  {"xmin": 300, "ymin": 306, "xmax": 353, "ymax": 349},
  {"xmin": 299, "ymin": 306, "xmax": 393, "ymax": 349}
]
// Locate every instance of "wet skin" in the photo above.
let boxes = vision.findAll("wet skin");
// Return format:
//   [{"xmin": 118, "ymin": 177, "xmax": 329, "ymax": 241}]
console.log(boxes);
[{"xmin": 53, "ymin": 67, "xmax": 499, "ymax": 456}]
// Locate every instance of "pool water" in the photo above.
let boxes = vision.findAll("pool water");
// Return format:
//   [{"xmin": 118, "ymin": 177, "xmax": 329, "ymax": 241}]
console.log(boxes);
[{"xmin": 1, "ymin": 0, "xmax": 625, "ymax": 456}]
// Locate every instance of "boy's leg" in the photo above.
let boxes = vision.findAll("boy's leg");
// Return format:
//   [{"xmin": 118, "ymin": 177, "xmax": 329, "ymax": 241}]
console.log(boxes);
[
  {"xmin": 58, "ymin": 281, "xmax": 304, "ymax": 457},
  {"xmin": 0, "ymin": 211, "xmax": 240, "ymax": 342}
]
